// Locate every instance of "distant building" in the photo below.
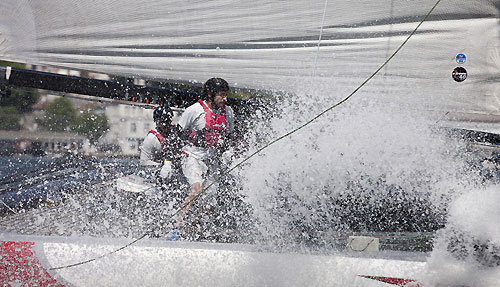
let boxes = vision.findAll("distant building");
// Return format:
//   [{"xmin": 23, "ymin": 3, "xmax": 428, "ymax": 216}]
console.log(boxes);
[
  {"xmin": 101, "ymin": 104, "xmax": 183, "ymax": 156},
  {"xmin": 103, "ymin": 105, "xmax": 155, "ymax": 155},
  {"xmin": 15, "ymin": 65, "xmax": 184, "ymax": 157}
]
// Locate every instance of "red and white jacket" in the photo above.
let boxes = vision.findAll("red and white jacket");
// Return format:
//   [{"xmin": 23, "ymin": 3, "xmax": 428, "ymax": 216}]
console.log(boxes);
[
  {"xmin": 178, "ymin": 100, "xmax": 234, "ymax": 159},
  {"xmin": 188, "ymin": 100, "xmax": 227, "ymax": 146},
  {"xmin": 139, "ymin": 128, "xmax": 166, "ymax": 166}
]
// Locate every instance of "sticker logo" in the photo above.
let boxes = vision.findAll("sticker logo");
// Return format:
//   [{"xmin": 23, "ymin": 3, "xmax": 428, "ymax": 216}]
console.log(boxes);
[
  {"xmin": 452, "ymin": 67, "xmax": 467, "ymax": 82},
  {"xmin": 456, "ymin": 53, "xmax": 466, "ymax": 64}
]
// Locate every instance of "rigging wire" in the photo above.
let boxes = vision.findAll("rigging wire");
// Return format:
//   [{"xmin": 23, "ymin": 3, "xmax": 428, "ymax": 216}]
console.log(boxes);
[
  {"xmin": 0, "ymin": 198, "xmax": 17, "ymax": 214},
  {"xmin": 49, "ymin": 0, "xmax": 442, "ymax": 271},
  {"xmin": 312, "ymin": 0, "xmax": 329, "ymax": 79}
]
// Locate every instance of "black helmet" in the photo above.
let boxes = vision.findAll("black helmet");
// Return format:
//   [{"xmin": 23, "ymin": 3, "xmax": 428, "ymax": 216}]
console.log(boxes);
[
  {"xmin": 203, "ymin": 78, "xmax": 229, "ymax": 99},
  {"xmin": 153, "ymin": 105, "xmax": 173, "ymax": 125}
]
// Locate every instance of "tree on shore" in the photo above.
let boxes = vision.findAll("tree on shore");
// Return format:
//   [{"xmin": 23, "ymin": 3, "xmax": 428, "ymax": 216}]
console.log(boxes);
[
  {"xmin": 41, "ymin": 97, "xmax": 77, "ymax": 132},
  {"xmin": 71, "ymin": 110, "xmax": 110, "ymax": 144},
  {"xmin": 0, "ymin": 86, "xmax": 40, "ymax": 113},
  {"xmin": 41, "ymin": 97, "xmax": 110, "ymax": 143},
  {"xmin": 0, "ymin": 61, "xmax": 40, "ymax": 131},
  {"xmin": 0, "ymin": 106, "xmax": 22, "ymax": 130}
]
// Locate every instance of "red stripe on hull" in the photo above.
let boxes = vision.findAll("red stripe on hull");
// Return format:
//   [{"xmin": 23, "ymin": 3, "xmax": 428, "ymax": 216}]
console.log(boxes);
[
  {"xmin": 0, "ymin": 241, "xmax": 64, "ymax": 286},
  {"xmin": 359, "ymin": 275, "xmax": 421, "ymax": 286}
]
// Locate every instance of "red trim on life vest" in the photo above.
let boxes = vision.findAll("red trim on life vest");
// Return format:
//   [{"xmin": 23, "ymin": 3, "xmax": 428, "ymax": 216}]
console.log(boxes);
[{"xmin": 148, "ymin": 129, "xmax": 166, "ymax": 148}]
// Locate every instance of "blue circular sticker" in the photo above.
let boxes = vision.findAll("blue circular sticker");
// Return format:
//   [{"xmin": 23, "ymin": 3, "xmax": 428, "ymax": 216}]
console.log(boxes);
[{"xmin": 456, "ymin": 53, "xmax": 466, "ymax": 64}]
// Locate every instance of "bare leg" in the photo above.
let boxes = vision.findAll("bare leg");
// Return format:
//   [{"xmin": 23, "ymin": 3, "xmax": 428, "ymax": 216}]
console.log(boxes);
[{"xmin": 176, "ymin": 181, "xmax": 204, "ymax": 228}]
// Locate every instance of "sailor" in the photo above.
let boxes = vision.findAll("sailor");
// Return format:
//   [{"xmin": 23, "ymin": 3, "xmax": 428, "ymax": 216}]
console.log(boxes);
[
  {"xmin": 175, "ymin": 77, "xmax": 235, "ymax": 227},
  {"xmin": 139, "ymin": 105, "xmax": 181, "ymax": 180}
]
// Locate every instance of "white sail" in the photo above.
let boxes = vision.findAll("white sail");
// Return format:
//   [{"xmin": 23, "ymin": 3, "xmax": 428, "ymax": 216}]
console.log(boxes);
[{"xmin": 0, "ymin": 0, "xmax": 499, "ymax": 130}]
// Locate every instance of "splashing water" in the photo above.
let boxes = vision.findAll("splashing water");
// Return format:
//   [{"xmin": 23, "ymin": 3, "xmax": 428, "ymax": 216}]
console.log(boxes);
[
  {"xmin": 236, "ymin": 80, "xmax": 488, "ymax": 250},
  {"xmin": 422, "ymin": 186, "xmax": 500, "ymax": 286},
  {"xmin": 1, "ymin": 78, "xmax": 495, "ymax": 255}
]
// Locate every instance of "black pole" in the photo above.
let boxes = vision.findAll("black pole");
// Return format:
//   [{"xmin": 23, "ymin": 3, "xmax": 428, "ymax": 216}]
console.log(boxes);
[{"xmin": 0, "ymin": 66, "xmax": 201, "ymax": 107}]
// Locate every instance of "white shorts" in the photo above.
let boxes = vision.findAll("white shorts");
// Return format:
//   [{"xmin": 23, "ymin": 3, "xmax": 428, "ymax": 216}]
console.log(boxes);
[{"xmin": 181, "ymin": 154, "xmax": 208, "ymax": 187}]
